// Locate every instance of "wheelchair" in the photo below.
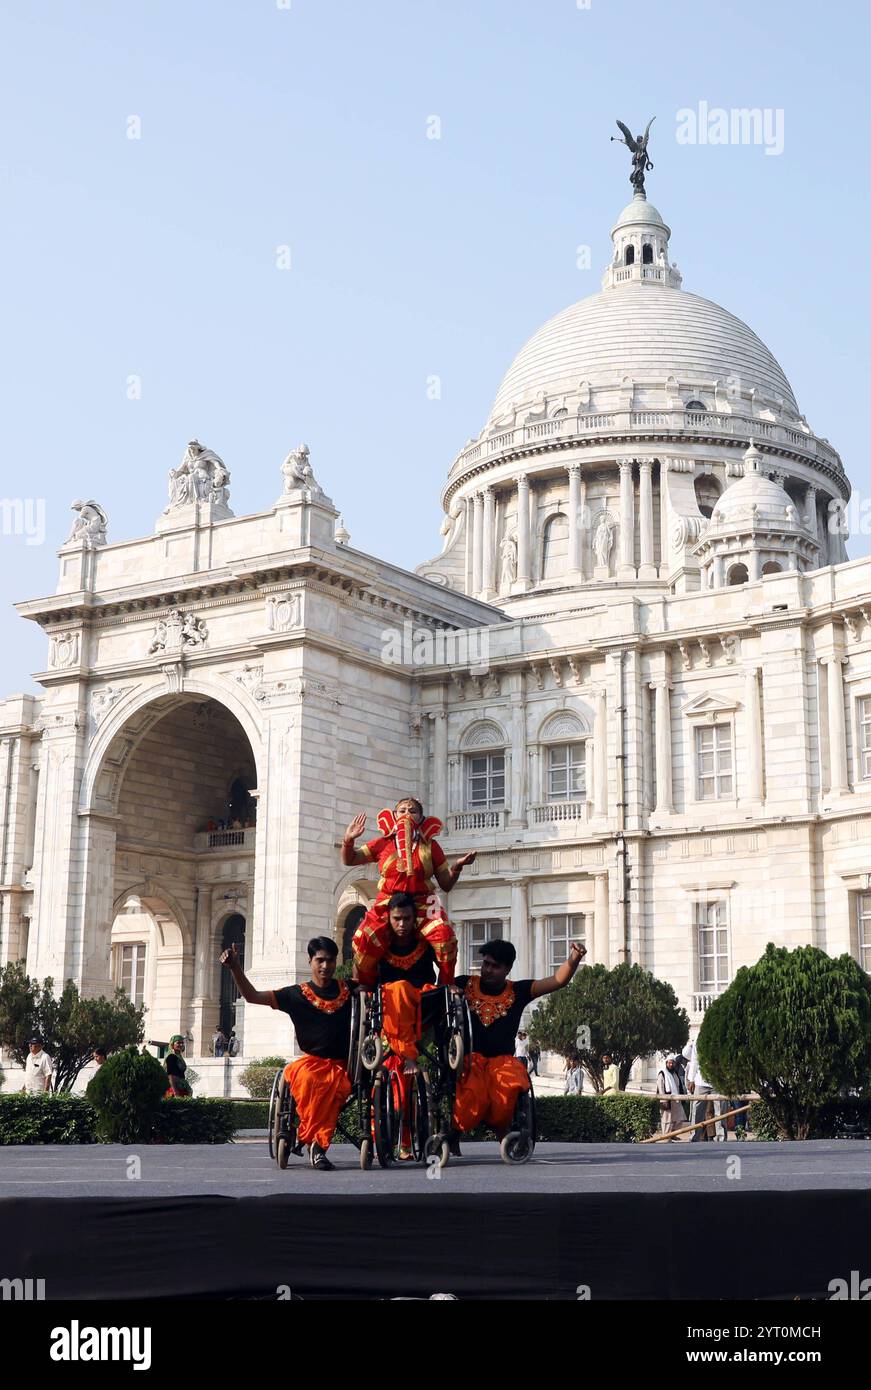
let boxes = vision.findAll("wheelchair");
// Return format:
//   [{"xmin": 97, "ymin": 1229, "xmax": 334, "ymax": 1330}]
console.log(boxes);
[
  {"xmin": 358, "ymin": 982, "xmax": 472, "ymax": 1170},
  {"xmin": 267, "ymin": 990, "xmax": 377, "ymax": 1170},
  {"xmin": 499, "ymin": 1076, "xmax": 537, "ymax": 1165}
]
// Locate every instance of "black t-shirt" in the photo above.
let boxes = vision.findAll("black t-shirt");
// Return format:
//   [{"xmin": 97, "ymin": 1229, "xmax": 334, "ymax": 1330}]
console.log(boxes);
[
  {"xmin": 165, "ymin": 1051, "xmax": 186, "ymax": 1078},
  {"xmin": 272, "ymin": 981, "xmax": 352, "ymax": 1061},
  {"xmin": 456, "ymin": 975, "xmax": 535, "ymax": 1058},
  {"xmin": 376, "ymin": 937, "xmax": 439, "ymax": 990}
]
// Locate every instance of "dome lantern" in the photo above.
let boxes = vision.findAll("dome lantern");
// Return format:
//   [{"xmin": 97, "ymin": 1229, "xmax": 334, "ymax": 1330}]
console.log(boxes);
[{"xmin": 602, "ymin": 192, "xmax": 682, "ymax": 291}]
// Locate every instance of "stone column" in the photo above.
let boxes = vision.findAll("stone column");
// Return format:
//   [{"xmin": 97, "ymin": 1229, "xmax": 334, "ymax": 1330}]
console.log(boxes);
[
  {"xmin": 712, "ymin": 551, "xmax": 725, "ymax": 588},
  {"xmin": 516, "ymin": 475, "xmax": 531, "ymax": 588},
  {"xmin": 650, "ymin": 678, "xmax": 674, "ymax": 815},
  {"xmin": 472, "ymin": 492, "xmax": 484, "ymax": 596},
  {"xmin": 593, "ymin": 872, "xmax": 610, "ymax": 967},
  {"xmin": 744, "ymin": 664, "xmax": 764, "ymax": 803},
  {"xmin": 509, "ymin": 694, "xmax": 527, "ymax": 827},
  {"xmin": 568, "ymin": 463, "xmax": 582, "ymax": 574},
  {"xmin": 431, "ymin": 707, "xmax": 448, "ymax": 814},
  {"xmin": 510, "ymin": 879, "xmax": 530, "ymax": 977},
  {"xmin": 749, "ymin": 549, "xmax": 762, "ymax": 582},
  {"xmin": 822, "ymin": 654, "xmax": 849, "ymax": 795},
  {"xmin": 619, "ymin": 460, "xmax": 635, "ymax": 577},
  {"xmin": 464, "ymin": 495, "xmax": 475, "ymax": 593},
  {"xmin": 593, "ymin": 686, "xmax": 608, "ymax": 817},
  {"xmin": 638, "ymin": 458, "xmax": 655, "ymax": 578},
  {"xmin": 482, "ymin": 486, "xmax": 496, "ymax": 599},
  {"xmin": 190, "ymin": 885, "xmax": 215, "ymax": 1054},
  {"xmin": 532, "ymin": 913, "xmax": 547, "ymax": 980},
  {"xmin": 578, "ymin": 468, "xmax": 588, "ymax": 579},
  {"xmin": 804, "ymin": 484, "xmax": 818, "ymax": 540}
]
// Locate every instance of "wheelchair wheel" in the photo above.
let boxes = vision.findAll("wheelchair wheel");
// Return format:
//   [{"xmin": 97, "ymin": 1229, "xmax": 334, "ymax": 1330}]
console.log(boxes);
[
  {"xmin": 267, "ymin": 1068, "xmax": 282, "ymax": 1160},
  {"xmin": 273, "ymin": 1075, "xmax": 299, "ymax": 1170},
  {"xmin": 361, "ymin": 1032, "xmax": 383, "ymax": 1072},
  {"xmin": 372, "ymin": 1072, "xmax": 395, "ymax": 1168},
  {"xmin": 424, "ymin": 1134, "xmax": 450, "ymax": 1168},
  {"xmin": 409, "ymin": 1069, "xmax": 432, "ymax": 1163},
  {"xmin": 359, "ymin": 1137, "xmax": 373, "ymax": 1171},
  {"xmin": 347, "ymin": 991, "xmax": 366, "ymax": 1085},
  {"xmin": 500, "ymin": 1086, "xmax": 536, "ymax": 1165},
  {"xmin": 447, "ymin": 1030, "xmax": 464, "ymax": 1073}
]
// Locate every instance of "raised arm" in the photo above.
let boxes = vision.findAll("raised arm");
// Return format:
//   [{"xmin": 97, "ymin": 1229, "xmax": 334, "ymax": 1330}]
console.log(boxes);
[
  {"xmin": 434, "ymin": 851, "xmax": 476, "ymax": 893},
  {"xmin": 340, "ymin": 812, "xmax": 370, "ymax": 866},
  {"xmin": 530, "ymin": 941, "xmax": 587, "ymax": 1000},
  {"xmin": 219, "ymin": 942, "xmax": 274, "ymax": 1007}
]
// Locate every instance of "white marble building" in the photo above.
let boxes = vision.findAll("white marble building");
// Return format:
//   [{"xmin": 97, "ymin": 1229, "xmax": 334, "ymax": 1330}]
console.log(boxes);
[{"xmin": 1, "ymin": 189, "xmax": 869, "ymax": 1089}]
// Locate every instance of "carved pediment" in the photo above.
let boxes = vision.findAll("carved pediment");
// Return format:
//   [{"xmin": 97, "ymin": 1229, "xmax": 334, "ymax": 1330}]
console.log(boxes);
[{"xmin": 682, "ymin": 692, "xmax": 740, "ymax": 720}]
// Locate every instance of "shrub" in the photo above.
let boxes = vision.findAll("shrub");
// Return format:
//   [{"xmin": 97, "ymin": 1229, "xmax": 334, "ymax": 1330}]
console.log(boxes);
[
  {"xmin": 239, "ymin": 1057, "xmax": 287, "ymax": 1099},
  {"xmin": 750, "ymin": 1095, "xmax": 871, "ymax": 1141},
  {"xmin": 155, "ymin": 1098, "xmax": 237, "ymax": 1144},
  {"xmin": 698, "ymin": 944, "xmax": 871, "ymax": 1140},
  {"xmin": 86, "ymin": 1047, "xmax": 167, "ymax": 1143},
  {"xmin": 0, "ymin": 1093, "xmax": 96, "ymax": 1145},
  {"xmin": 0, "ymin": 962, "xmax": 145, "ymax": 1092},
  {"xmin": 529, "ymin": 962, "xmax": 689, "ymax": 1091}
]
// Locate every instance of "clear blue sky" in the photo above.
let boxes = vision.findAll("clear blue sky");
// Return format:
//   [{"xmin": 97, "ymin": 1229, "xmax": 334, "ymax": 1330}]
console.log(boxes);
[{"xmin": 1, "ymin": 0, "xmax": 868, "ymax": 693}]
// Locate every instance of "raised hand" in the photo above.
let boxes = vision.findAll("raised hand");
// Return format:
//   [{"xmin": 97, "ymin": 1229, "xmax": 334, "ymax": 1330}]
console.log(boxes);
[
  {"xmin": 344, "ymin": 812, "xmax": 366, "ymax": 843},
  {"xmin": 454, "ymin": 851, "xmax": 477, "ymax": 869},
  {"xmin": 569, "ymin": 941, "xmax": 587, "ymax": 961},
  {"xmin": 220, "ymin": 943, "xmax": 239, "ymax": 968}
]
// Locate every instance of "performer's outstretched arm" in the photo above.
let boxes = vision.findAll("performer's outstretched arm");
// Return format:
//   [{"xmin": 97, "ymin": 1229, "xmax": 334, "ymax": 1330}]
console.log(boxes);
[
  {"xmin": 219, "ymin": 942, "xmax": 274, "ymax": 1006},
  {"xmin": 434, "ymin": 851, "xmax": 476, "ymax": 893},
  {"xmin": 341, "ymin": 812, "xmax": 369, "ymax": 865},
  {"xmin": 530, "ymin": 941, "xmax": 587, "ymax": 999}
]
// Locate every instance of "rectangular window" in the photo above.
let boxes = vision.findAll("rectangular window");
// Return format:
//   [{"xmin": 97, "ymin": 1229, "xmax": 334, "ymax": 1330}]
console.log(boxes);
[
  {"xmin": 858, "ymin": 697, "xmax": 871, "ymax": 780},
  {"xmin": 118, "ymin": 942, "xmax": 147, "ymax": 1006},
  {"xmin": 857, "ymin": 894, "xmax": 871, "ymax": 973},
  {"xmin": 466, "ymin": 752, "xmax": 505, "ymax": 808},
  {"xmin": 465, "ymin": 919, "xmax": 504, "ymax": 974},
  {"xmin": 547, "ymin": 744, "xmax": 586, "ymax": 802},
  {"xmin": 546, "ymin": 913, "xmax": 585, "ymax": 974},
  {"xmin": 695, "ymin": 723, "xmax": 733, "ymax": 800},
  {"xmin": 695, "ymin": 902, "xmax": 729, "ymax": 991}
]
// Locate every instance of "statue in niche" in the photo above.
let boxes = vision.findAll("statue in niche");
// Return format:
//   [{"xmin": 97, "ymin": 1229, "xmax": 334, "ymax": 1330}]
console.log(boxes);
[
  {"xmin": 500, "ymin": 532, "xmax": 518, "ymax": 588},
  {"xmin": 594, "ymin": 511, "xmax": 615, "ymax": 569}
]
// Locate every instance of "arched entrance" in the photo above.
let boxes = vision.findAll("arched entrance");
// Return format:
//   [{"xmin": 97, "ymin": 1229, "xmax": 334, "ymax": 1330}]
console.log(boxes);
[
  {"xmin": 80, "ymin": 689, "xmax": 260, "ymax": 1055},
  {"xmin": 340, "ymin": 905, "xmax": 365, "ymax": 964},
  {"xmin": 219, "ymin": 913, "xmax": 247, "ymax": 1038}
]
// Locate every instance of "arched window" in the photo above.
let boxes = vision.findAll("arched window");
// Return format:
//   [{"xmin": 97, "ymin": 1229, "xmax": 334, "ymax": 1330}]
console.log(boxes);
[
  {"xmin": 461, "ymin": 721, "xmax": 507, "ymax": 810},
  {"xmin": 761, "ymin": 561, "xmax": 782, "ymax": 575},
  {"xmin": 624, "ymin": 244, "xmax": 635, "ymax": 266},
  {"xmin": 694, "ymin": 475, "xmax": 722, "ymax": 520},
  {"xmin": 642, "ymin": 243, "xmax": 653, "ymax": 264},
  {"xmin": 539, "ymin": 711, "xmax": 589, "ymax": 805},
  {"xmin": 727, "ymin": 563, "xmax": 749, "ymax": 586},
  {"xmin": 542, "ymin": 513, "xmax": 569, "ymax": 579},
  {"xmin": 685, "ymin": 399, "xmax": 706, "ymax": 413},
  {"xmin": 219, "ymin": 914, "xmax": 246, "ymax": 1038},
  {"xmin": 340, "ymin": 905, "xmax": 366, "ymax": 965}
]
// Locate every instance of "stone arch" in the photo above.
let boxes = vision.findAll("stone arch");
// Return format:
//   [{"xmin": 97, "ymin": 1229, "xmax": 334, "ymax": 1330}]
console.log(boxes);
[
  {"xmin": 108, "ymin": 881, "xmax": 193, "ymax": 1044},
  {"xmin": 539, "ymin": 708, "xmax": 591, "ymax": 741},
  {"xmin": 460, "ymin": 719, "xmax": 507, "ymax": 750},
  {"xmin": 727, "ymin": 562, "xmax": 749, "ymax": 586}
]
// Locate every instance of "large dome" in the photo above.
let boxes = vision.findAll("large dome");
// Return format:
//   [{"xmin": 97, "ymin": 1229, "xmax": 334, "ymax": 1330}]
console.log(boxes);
[{"xmin": 488, "ymin": 281, "xmax": 800, "ymax": 423}]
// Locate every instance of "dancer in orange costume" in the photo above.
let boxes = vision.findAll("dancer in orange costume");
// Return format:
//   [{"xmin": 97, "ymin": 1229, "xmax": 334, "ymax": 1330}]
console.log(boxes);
[
  {"xmin": 452, "ymin": 936, "xmax": 587, "ymax": 1141},
  {"xmin": 221, "ymin": 935, "xmax": 354, "ymax": 1171},
  {"xmin": 341, "ymin": 796, "xmax": 474, "ymax": 987}
]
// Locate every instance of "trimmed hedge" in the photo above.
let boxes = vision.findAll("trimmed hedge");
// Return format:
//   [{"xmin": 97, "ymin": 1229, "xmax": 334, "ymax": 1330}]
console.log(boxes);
[
  {"xmin": 155, "ymin": 1098, "xmax": 237, "ymax": 1144},
  {"xmin": 750, "ymin": 1096, "xmax": 871, "ymax": 1141},
  {"xmin": 0, "ymin": 1093, "xmax": 96, "ymax": 1145},
  {"xmin": 0, "ymin": 1094, "xmax": 237, "ymax": 1145}
]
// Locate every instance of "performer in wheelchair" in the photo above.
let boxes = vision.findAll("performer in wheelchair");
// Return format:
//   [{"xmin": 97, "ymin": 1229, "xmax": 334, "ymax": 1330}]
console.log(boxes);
[
  {"xmin": 220, "ymin": 935, "xmax": 354, "ymax": 1171},
  {"xmin": 360, "ymin": 889, "xmax": 459, "ymax": 1159},
  {"xmin": 341, "ymin": 796, "xmax": 475, "ymax": 987},
  {"xmin": 452, "ymin": 936, "xmax": 587, "ymax": 1145}
]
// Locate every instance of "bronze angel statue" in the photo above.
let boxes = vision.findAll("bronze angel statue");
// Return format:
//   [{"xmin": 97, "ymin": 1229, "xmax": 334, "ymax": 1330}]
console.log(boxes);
[{"xmin": 611, "ymin": 117, "xmax": 655, "ymax": 195}]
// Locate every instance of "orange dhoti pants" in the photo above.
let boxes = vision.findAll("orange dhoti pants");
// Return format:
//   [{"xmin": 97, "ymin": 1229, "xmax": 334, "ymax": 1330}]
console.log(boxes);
[
  {"xmin": 284, "ymin": 1056, "xmax": 351, "ymax": 1150},
  {"xmin": 453, "ymin": 1054, "xmax": 530, "ymax": 1134},
  {"xmin": 380, "ymin": 979, "xmax": 434, "ymax": 1144}
]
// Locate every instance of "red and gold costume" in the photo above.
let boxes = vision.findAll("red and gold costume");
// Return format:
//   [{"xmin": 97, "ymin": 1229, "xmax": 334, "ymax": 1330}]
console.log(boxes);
[
  {"xmin": 351, "ymin": 809, "xmax": 457, "ymax": 986},
  {"xmin": 452, "ymin": 975, "xmax": 533, "ymax": 1134}
]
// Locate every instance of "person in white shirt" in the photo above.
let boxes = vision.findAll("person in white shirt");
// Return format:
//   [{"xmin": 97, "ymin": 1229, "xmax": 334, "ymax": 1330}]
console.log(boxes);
[
  {"xmin": 515, "ymin": 1031, "xmax": 532, "ymax": 1074},
  {"xmin": 682, "ymin": 1037, "xmax": 725, "ymax": 1140},
  {"xmin": 23, "ymin": 1036, "xmax": 53, "ymax": 1095},
  {"xmin": 601, "ymin": 1051, "xmax": 620, "ymax": 1094},
  {"xmin": 657, "ymin": 1054, "xmax": 687, "ymax": 1137},
  {"xmin": 564, "ymin": 1053, "xmax": 584, "ymax": 1095}
]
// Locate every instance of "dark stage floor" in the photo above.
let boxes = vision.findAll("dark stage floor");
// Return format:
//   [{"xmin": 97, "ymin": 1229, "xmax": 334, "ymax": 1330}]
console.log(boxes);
[
  {"xmin": 3, "ymin": 1141, "xmax": 871, "ymax": 1300},
  {"xmin": 1, "ymin": 1137, "xmax": 870, "ymax": 1197}
]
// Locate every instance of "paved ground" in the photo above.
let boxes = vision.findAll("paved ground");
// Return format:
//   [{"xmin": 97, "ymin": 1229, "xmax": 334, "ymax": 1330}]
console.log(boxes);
[{"xmin": 1, "ymin": 1138, "xmax": 870, "ymax": 1197}]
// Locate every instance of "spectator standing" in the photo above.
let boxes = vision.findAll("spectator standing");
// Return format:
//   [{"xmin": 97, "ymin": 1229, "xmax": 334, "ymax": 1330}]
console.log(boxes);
[
  {"xmin": 601, "ymin": 1051, "xmax": 620, "ymax": 1095},
  {"xmin": 682, "ymin": 1037, "xmax": 725, "ymax": 1141},
  {"xmin": 92, "ymin": 1047, "xmax": 106, "ymax": 1069},
  {"xmin": 227, "ymin": 1029, "xmax": 240, "ymax": 1058},
  {"xmin": 212, "ymin": 1028, "xmax": 227, "ymax": 1058},
  {"xmin": 656, "ymin": 1054, "xmax": 687, "ymax": 1138},
  {"xmin": 564, "ymin": 1053, "xmax": 584, "ymax": 1095},
  {"xmin": 527, "ymin": 1041, "xmax": 541, "ymax": 1077},
  {"xmin": 515, "ymin": 1031, "xmax": 532, "ymax": 1074},
  {"xmin": 23, "ymin": 1036, "xmax": 53, "ymax": 1095}
]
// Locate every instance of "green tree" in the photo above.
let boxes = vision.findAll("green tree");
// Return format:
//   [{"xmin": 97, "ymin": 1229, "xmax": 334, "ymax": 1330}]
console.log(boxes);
[
  {"xmin": 86, "ymin": 1047, "xmax": 167, "ymax": 1143},
  {"xmin": 0, "ymin": 962, "xmax": 145, "ymax": 1092},
  {"xmin": 697, "ymin": 943, "xmax": 871, "ymax": 1140},
  {"xmin": 528, "ymin": 961, "xmax": 689, "ymax": 1091}
]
